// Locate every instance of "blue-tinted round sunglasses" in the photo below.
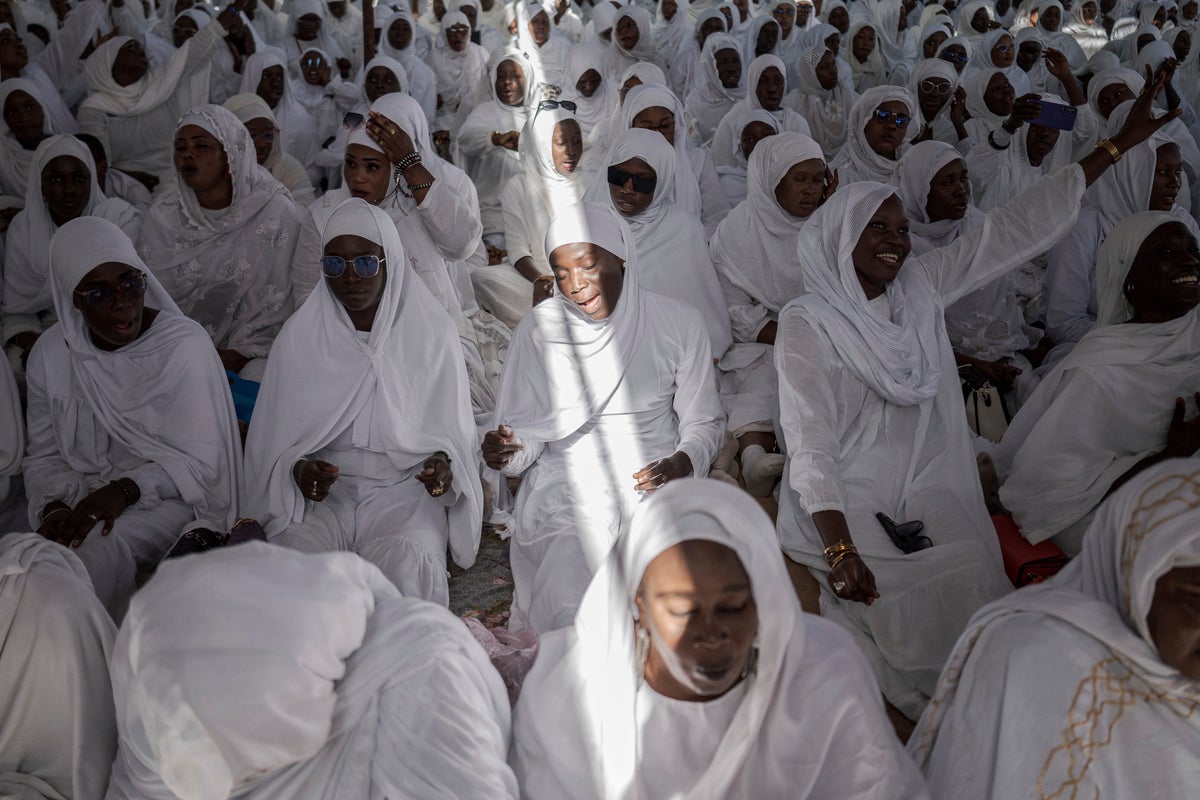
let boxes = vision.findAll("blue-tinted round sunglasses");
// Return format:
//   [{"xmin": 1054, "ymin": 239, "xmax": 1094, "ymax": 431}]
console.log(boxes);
[{"xmin": 321, "ymin": 254, "xmax": 385, "ymax": 279}]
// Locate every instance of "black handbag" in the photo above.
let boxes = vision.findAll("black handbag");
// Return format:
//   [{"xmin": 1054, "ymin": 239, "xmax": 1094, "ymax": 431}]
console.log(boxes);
[
  {"xmin": 959, "ymin": 365, "xmax": 1011, "ymax": 443},
  {"xmin": 876, "ymin": 512, "xmax": 933, "ymax": 554}
]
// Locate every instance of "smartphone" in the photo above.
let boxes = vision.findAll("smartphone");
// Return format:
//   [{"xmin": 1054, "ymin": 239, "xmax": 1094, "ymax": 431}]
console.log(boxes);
[{"xmin": 1029, "ymin": 100, "xmax": 1077, "ymax": 132}]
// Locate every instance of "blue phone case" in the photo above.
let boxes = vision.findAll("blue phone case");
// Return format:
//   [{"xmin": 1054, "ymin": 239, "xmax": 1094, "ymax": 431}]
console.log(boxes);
[{"xmin": 1030, "ymin": 101, "xmax": 1077, "ymax": 132}]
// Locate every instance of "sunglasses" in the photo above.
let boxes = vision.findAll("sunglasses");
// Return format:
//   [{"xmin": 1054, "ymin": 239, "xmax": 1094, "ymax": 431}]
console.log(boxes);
[
  {"xmin": 301, "ymin": 55, "xmax": 326, "ymax": 67},
  {"xmin": 536, "ymin": 99, "xmax": 577, "ymax": 113},
  {"xmin": 321, "ymin": 254, "xmax": 385, "ymax": 279},
  {"xmin": 919, "ymin": 80, "xmax": 953, "ymax": 95},
  {"xmin": 607, "ymin": 165, "xmax": 657, "ymax": 194},
  {"xmin": 939, "ymin": 49, "xmax": 968, "ymax": 64},
  {"xmin": 74, "ymin": 272, "xmax": 148, "ymax": 310},
  {"xmin": 871, "ymin": 108, "xmax": 911, "ymax": 127}
]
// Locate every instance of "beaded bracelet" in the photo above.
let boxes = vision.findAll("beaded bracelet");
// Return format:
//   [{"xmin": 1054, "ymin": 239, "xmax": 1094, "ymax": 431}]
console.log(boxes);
[
  {"xmin": 110, "ymin": 478, "xmax": 136, "ymax": 508},
  {"xmin": 396, "ymin": 151, "xmax": 422, "ymax": 172}
]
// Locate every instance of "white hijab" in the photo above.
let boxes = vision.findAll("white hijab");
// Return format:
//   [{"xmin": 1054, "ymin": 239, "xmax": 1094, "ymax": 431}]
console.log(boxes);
[
  {"xmin": 786, "ymin": 180, "xmax": 944, "ymax": 405},
  {"xmin": 830, "ymin": 84, "xmax": 918, "ymax": 184},
  {"xmin": 491, "ymin": 202, "xmax": 646, "ymax": 443},
  {"xmin": 686, "ymin": 32, "xmax": 747, "ymax": 140},
  {"xmin": 560, "ymin": 43, "xmax": 616, "ymax": 136},
  {"xmin": 975, "ymin": 92, "xmax": 1074, "ymax": 211},
  {"xmin": 847, "ymin": 20, "xmax": 888, "ymax": 89},
  {"xmin": 897, "ymin": 139, "xmax": 983, "ymax": 246},
  {"xmin": 789, "ymin": 43, "xmax": 855, "ymax": 154},
  {"xmin": 514, "ymin": 106, "xmax": 588, "ymax": 254},
  {"xmin": 431, "ymin": 11, "xmax": 489, "ymax": 113},
  {"xmin": 619, "ymin": 83, "xmax": 703, "ymax": 217},
  {"xmin": 243, "ymin": 199, "xmax": 481, "ymax": 564},
  {"xmin": 0, "ymin": 77, "xmax": 79, "ymax": 197},
  {"xmin": 653, "ymin": 0, "xmax": 692, "ymax": 57},
  {"xmin": 45, "ymin": 216, "xmax": 241, "ymax": 532},
  {"xmin": 238, "ymin": 49, "xmax": 317, "ymax": 165},
  {"xmin": 80, "ymin": 33, "xmax": 205, "ymax": 116},
  {"xmin": 612, "ymin": 6, "xmax": 659, "ymax": 70},
  {"xmin": 221, "ymin": 92, "xmax": 312, "ymax": 199},
  {"xmin": 711, "ymin": 132, "xmax": 825, "ymax": 313}
]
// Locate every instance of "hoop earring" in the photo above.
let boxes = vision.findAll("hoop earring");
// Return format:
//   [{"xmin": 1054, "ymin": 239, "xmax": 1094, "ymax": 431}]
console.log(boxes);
[{"xmin": 635, "ymin": 623, "xmax": 650, "ymax": 678}]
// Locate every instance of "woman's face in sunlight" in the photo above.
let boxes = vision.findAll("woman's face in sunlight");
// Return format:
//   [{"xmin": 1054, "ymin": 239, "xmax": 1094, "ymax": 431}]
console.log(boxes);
[{"xmin": 636, "ymin": 539, "xmax": 758, "ymax": 702}]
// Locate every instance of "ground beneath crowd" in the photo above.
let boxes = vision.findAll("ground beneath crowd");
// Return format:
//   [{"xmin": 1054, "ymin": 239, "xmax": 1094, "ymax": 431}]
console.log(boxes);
[{"xmin": 449, "ymin": 525, "xmax": 514, "ymax": 627}]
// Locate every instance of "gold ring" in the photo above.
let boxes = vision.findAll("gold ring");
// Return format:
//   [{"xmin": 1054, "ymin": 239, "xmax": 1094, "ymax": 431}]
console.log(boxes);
[{"xmin": 430, "ymin": 484, "xmax": 446, "ymax": 497}]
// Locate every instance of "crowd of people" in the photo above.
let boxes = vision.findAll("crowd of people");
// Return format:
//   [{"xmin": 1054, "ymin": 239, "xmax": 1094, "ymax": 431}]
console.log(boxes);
[{"xmin": 1, "ymin": 0, "xmax": 1199, "ymax": 796}]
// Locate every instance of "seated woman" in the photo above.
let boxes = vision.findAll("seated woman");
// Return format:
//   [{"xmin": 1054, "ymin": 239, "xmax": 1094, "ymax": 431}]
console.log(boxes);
[
  {"xmin": 105, "ymin": 543, "xmax": 518, "ymax": 798},
  {"xmin": 310, "ymin": 92, "xmax": 498, "ymax": 416},
  {"xmin": 668, "ymin": 9, "xmax": 727, "ymax": 99},
  {"xmin": 238, "ymin": 50, "xmax": 319, "ymax": 173},
  {"xmin": 590, "ymin": 127, "xmax": 732, "ymax": 357},
  {"xmin": 714, "ymin": 108, "xmax": 780, "ymax": 205},
  {"xmin": 847, "ymin": 20, "xmax": 888, "ymax": 91},
  {"xmin": 961, "ymin": 68, "xmax": 1016, "ymax": 147},
  {"xmin": 907, "ymin": 59, "xmax": 968, "ymax": 151},
  {"xmin": 609, "ymin": 6, "xmax": 661, "ymax": 79},
  {"xmin": 138, "ymin": 104, "xmax": 321, "ymax": 378},
  {"xmin": 558, "ymin": 44, "xmax": 615, "ymax": 142},
  {"xmin": 711, "ymin": 133, "xmax": 833, "ymax": 497},
  {"xmin": 78, "ymin": 1, "xmax": 247, "ymax": 191},
  {"xmin": 587, "ymin": 61, "xmax": 669, "ymax": 155},
  {"xmin": 829, "ymin": 85, "xmax": 918, "ymax": 185},
  {"xmin": 911, "ymin": 459, "xmax": 1200, "ymax": 798},
  {"xmin": 999, "ymin": 211, "xmax": 1200, "ymax": 554},
  {"xmin": 898, "ymin": 140, "xmax": 1045, "ymax": 406},
  {"xmin": 511, "ymin": 478, "xmax": 929, "ymax": 799},
  {"xmin": 0, "ymin": 534, "xmax": 117, "ymax": 800},
  {"xmin": 786, "ymin": 43, "xmax": 857, "ymax": 157},
  {"xmin": 290, "ymin": 46, "xmax": 361, "ymax": 185},
  {"xmin": 482, "ymin": 203, "xmax": 724, "ymax": 634},
  {"xmin": 430, "ymin": 11, "xmax": 490, "ymax": 136},
  {"xmin": 457, "ymin": 48, "xmax": 536, "ymax": 243},
  {"xmin": 710, "ymin": 54, "xmax": 812, "ymax": 169},
  {"xmin": 222, "ymin": 92, "xmax": 317, "ymax": 206},
  {"xmin": 775, "ymin": 79, "xmax": 1173, "ymax": 723},
  {"xmin": 3, "ymin": 135, "xmax": 139, "ymax": 376},
  {"xmin": 515, "ymin": 2, "xmax": 571, "ymax": 97},
  {"xmin": 377, "ymin": 6, "xmax": 439, "ymax": 123},
  {"xmin": 24, "ymin": 217, "xmax": 241, "ymax": 619},
  {"xmin": 685, "ymin": 32, "xmax": 745, "ymax": 145},
  {"xmin": 486, "ymin": 104, "xmax": 586, "ymax": 328},
  {"xmin": 0, "ymin": 77, "xmax": 78, "ymax": 198},
  {"xmin": 244, "ymin": 199, "xmax": 481, "ymax": 606}
]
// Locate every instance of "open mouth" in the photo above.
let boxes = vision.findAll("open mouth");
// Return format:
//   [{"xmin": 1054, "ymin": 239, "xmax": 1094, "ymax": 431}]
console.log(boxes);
[
  {"xmin": 349, "ymin": 188, "xmax": 370, "ymax": 198},
  {"xmin": 694, "ymin": 660, "xmax": 734, "ymax": 681},
  {"xmin": 1171, "ymin": 272, "xmax": 1199, "ymax": 286},
  {"xmin": 875, "ymin": 251, "xmax": 902, "ymax": 266},
  {"xmin": 577, "ymin": 294, "xmax": 602, "ymax": 314},
  {"xmin": 560, "ymin": 160, "xmax": 577, "ymax": 173}
]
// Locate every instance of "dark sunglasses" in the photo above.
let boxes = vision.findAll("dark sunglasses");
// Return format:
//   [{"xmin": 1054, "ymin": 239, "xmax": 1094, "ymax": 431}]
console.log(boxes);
[
  {"xmin": 321, "ymin": 254, "xmax": 385, "ymax": 279},
  {"xmin": 342, "ymin": 111, "xmax": 365, "ymax": 131},
  {"xmin": 301, "ymin": 55, "xmax": 326, "ymax": 67},
  {"xmin": 74, "ymin": 271, "xmax": 148, "ymax": 310},
  {"xmin": 536, "ymin": 99, "xmax": 577, "ymax": 113},
  {"xmin": 871, "ymin": 107, "xmax": 911, "ymax": 127},
  {"xmin": 607, "ymin": 165, "xmax": 657, "ymax": 194},
  {"xmin": 939, "ymin": 49, "xmax": 968, "ymax": 64}
]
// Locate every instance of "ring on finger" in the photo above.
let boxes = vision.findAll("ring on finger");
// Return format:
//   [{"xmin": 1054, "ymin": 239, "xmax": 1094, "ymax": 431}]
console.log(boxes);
[{"xmin": 832, "ymin": 580, "xmax": 847, "ymax": 593}]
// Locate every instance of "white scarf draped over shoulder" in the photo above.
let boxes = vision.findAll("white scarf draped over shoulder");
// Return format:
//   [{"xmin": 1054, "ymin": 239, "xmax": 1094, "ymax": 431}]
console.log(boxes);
[
  {"xmin": 242, "ymin": 199, "xmax": 482, "ymax": 567},
  {"xmin": 41, "ymin": 216, "xmax": 242, "ymax": 532},
  {"xmin": 81, "ymin": 32, "xmax": 204, "ymax": 116},
  {"xmin": 686, "ymin": 32, "xmax": 746, "ymax": 142},
  {"xmin": 221, "ymin": 92, "xmax": 314, "ymax": 203},
  {"xmin": 106, "ymin": 542, "xmax": 517, "ymax": 799},
  {"xmin": 912, "ymin": 458, "xmax": 1200, "ymax": 799},
  {"xmin": 512, "ymin": 478, "xmax": 928, "ymax": 800}
]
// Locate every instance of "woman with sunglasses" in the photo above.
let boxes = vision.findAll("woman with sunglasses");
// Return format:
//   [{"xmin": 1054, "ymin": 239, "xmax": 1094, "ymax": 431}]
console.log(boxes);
[
  {"xmin": 24, "ymin": 216, "xmax": 241, "ymax": 620},
  {"xmin": 78, "ymin": 0, "xmax": 250, "ymax": 192},
  {"xmin": 244, "ymin": 199, "xmax": 482, "ymax": 607},
  {"xmin": 138, "ymin": 104, "xmax": 321, "ymax": 378},
  {"xmin": 3, "ymin": 135, "xmax": 139, "ymax": 378},
  {"xmin": 829, "ymin": 85, "xmax": 919, "ymax": 185},
  {"xmin": 907, "ymin": 58, "xmax": 969, "ymax": 149}
]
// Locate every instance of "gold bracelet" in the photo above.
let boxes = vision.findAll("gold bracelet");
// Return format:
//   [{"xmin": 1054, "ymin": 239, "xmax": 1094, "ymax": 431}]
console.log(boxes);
[
  {"xmin": 823, "ymin": 540, "xmax": 858, "ymax": 566},
  {"xmin": 828, "ymin": 550, "xmax": 860, "ymax": 571},
  {"xmin": 1094, "ymin": 138, "xmax": 1122, "ymax": 164}
]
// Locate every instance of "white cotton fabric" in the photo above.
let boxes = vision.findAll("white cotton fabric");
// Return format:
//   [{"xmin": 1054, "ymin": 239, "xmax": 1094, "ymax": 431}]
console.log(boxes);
[
  {"xmin": 830, "ymin": 85, "xmax": 917, "ymax": 184},
  {"xmin": 653, "ymin": 0, "xmax": 692, "ymax": 58},
  {"xmin": 961, "ymin": 68, "xmax": 1011, "ymax": 144},
  {"xmin": 776, "ymin": 167, "xmax": 1088, "ymax": 715},
  {"xmin": 618, "ymin": 83, "xmax": 703, "ymax": 217},
  {"xmin": 907, "ymin": 59, "xmax": 961, "ymax": 145},
  {"xmin": 589, "ymin": 61, "xmax": 669, "ymax": 156},
  {"xmin": 848, "ymin": 20, "xmax": 888, "ymax": 91},
  {"xmin": 686, "ymin": 32, "xmax": 746, "ymax": 143},
  {"xmin": 610, "ymin": 6, "xmax": 659, "ymax": 78},
  {"xmin": 0, "ymin": 534, "xmax": 116, "ymax": 800},
  {"xmin": 998, "ymin": 211, "xmax": 1200, "ymax": 549},
  {"xmin": 106, "ymin": 543, "xmax": 518, "ymax": 799},
  {"xmin": 378, "ymin": 8, "xmax": 440, "ymax": 123},
  {"xmin": 911, "ymin": 458, "xmax": 1200, "ymax": 799},
  {"xmin": 221, "ymin": 92, "xmax": 315, "ymax": 206},
  {"xmin": 668, "ymin": 9, "xmax": 726, "ymax": 99},
  {"xmin": 969, "ymin": 93, "xmax": 1075, "ymax": 211},
  {"xmin": 281, "ymin": 0, "xmax": 346, "ymax": 70},
  {"xmin": 963, "ymin": 29, "xmax": 1031, "ymax": 95},
  {"xmin": 0, "ymin": 77, "xmax": 79, "ymax": 198},
  {"xmin": 714, "ymin": 108, "xmax": 780, "ymax": 204},
  {"xmin": 559, "ymin": 43, "xmax": 615, "ymax": 139},
  {"xmin": 710, "ymin": 54, "xmax": 813, "ymax": 168},
  {"xmin": 243, "ymin": 199, "xmax": 481, "ymax": 564},
  {"xmin": 1028, "ymin": 0, "xmax": 1089, "ymax": 71},
  {"xmin": 2, "ymin": 134, "xmax": 139, "ymax": 345},
  {"xmin": 516, "ymin": 2, "xmax": 571, "ymax": 95},
  {"xmin": 587, "ymin": 128, "xmax": 733, "ymax": 355},
  {"xmin": 786, "ymin": 43, "xmax": 857, "ymax": 155},
  {"xmin": 511, "ymin": 478, "xmax": 930, "ymax": 800},
  {"xmin": 431, "ymin": 11, "xmax": 490, "ymax": 131},
  {"xmin": 137, "ymin": 104, "xmax": 320, "ymax": 360}
]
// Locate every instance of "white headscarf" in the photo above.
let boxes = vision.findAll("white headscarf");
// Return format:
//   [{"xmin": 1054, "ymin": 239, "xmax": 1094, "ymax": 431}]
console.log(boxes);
[
  {"xmin": 790, "ymin": 43, "xmax": 855, "ymax": 154},
  {"xmin": 242, "ymin": 199, "xmax": 482, "ymax": 566},
  {"xmin": 517, "ymin": 105, "xmax": 587, "ymax": 226},
  {"xmin": 106, "ymin": 542, "xmax": 516, "ymax": 798},
  {"xmin": 238, "ymin": 49, "xmax": 317, "ymax": 166},
  {"xmin": 653, "ymin": 0, "xmax": 692, "ymax": 57},
  {"xmin": 588, "ymin": 128, "xmax": 733, "ymax": 354},
  {"xmin": 0, "ymin": 77, "xmax": 79, "ymax": 197},
  {"xmin": 830, "ymin": 85, "xmax": 918, "ymax": 184},
  {"xmin": 711, "ymin": 132, "xmax": 825, "ymax": 313},
  {"xmin": 44, "ymin": 216, "xmax": 241, "ymax": 532},
  {"xmin": 975, "ymin": 92, "xmax": 1074, "ymax": 211},
  {"xmin": 619, "ymin": 83, "xmax": 703, "ymax": 217},
  {"xmin": 742, "ymin": 15, "xmax": 782, "ymax": 58},
  {"xmin": 80, "ymin": 33, "xmax": 204, "ymax": 116},
  {"xmin": 613, "ymin": 6, "xmax": 659, "ymax": 65},
  {"xmin": 847, "ymin": 20, "xmax": 888, "ymax": 89},
  {"xmin": 787, "ymin": 181, "xmax": 944, "ymax": 405},
  {"xmin": 491, "ymin": 202, "xmax": 646, "ymax": 442},
  {"xmin": 686, "ymin": 32, "xmax": 747, "ymax": 139},
  {"xmin": 431, "ymin": 11, "xmax": 488, "ymax": 114},
  {"xmin": 516, "ymin": 1, "xmax": 570, "ymax": 90},
  {"xmin": 897, "ymin": 139, "xmax": 983, "ymax": 245},
  {"xmin": 907, "ymin": 58, "xmax": 961, "ymax": 140},
  {"xmin": 221, "ymin": 92, "xmax": 312, "ymax": 198},
  {"xmin": 560, "ymin": 43, "xmax": 616, "ymax": 136},
  {"xmin": 963, "ymin": 67, "xmax": 1011, "ymax": 131}
]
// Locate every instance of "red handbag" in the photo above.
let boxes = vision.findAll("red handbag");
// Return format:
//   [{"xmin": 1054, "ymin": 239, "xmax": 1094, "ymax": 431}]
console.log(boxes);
[{"xmin": 991, "ymin": 514, "xmax": 1070, "ymax": 587}]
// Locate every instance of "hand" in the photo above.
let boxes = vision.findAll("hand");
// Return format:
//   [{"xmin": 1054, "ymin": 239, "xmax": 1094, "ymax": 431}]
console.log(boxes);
[
  {"xmin": 416, "ymin": 452, "xmax": 453, "ymax": 498},
  {"xmin": 367, "ymin": 111, "xmax": 417, "ymax": 165},
  {"xmin": 218, "ymin": 348, "xmax": 250, "ymax": 374},
  {"xmin": 1163, "ymin": 394, "xmax": 1200, "ymax": 458},
  {"xmin": 1042, "ymin": 48, "xmax": 1072, "ymax": 81},
  {"xmin": 217, "ymin": 0, "xmax": 250, "ymax": 29},
  {"xmin": 294, "ymin": 458, "xmax": 339, "ymax": 501},
  {"xmin": 532, "ymin": 275, "xmax": 555, "ymax": 305},
  {"xmin": 486, "ymin": 244, "xmax": 506, "ymax": 265},
  {"xmin": 633, "ymin": 451, "xmax": 693, "ymax": 494},
  {"xmin": 1156, "ymin": 57, "xmax": 1179, "ymax": 90},
  {"xmin": 492, "ymin": 131, "xmax": 520, "ymax": 151},
  {"xmin": 36, "ymin": 501, "xmax": 71, "ymax": 543},
  {"xmin": 822, "ymin": 167, "xmax": 839, "ymax": 202},
  {"xmin": 950, "ymin": 86, "xmax": 967, "ymax": 125},
  {"xmin": 1003, "ymin": 93, "xmax": 1042, "ymax": 133},
  {"xmin": 972, "ymin": 356, "xmax": 1022, "ymax": 393},
  {"xmin": 58, "ymin": 483, "xmax": 130, "ymax": 548},
  {"xmin": 482, "ymin": 425, "xmax": 523, "ymax": 470},
  {"xmin": 828, "ymin": 553, "xmax": 879, "ymax": 604},
  {"xmin": 1110, "ymin": 66, "xmax": 1183, "ymax": 152}
]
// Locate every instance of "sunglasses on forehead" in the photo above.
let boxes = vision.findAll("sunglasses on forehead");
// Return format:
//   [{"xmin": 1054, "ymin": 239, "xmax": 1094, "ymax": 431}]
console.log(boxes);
[
  {"xmin": 321, "ymin": 254, "xmax": 385, "ymax": 279},
  {"xmin": 607, "ymin": 165, "xmax": 657, "ymax": 194}
]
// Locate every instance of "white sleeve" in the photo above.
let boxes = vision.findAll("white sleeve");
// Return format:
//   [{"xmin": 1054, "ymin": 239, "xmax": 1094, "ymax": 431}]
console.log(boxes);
[
  {"xmin": 671, "ymin": 308, "xmax": 725, "ymax": 476},
  {"xmin": 21, "ymin": 344, "xmax": 89, "ymax": 521},
  {"xmin": 1043, "ymin": 213, "xmax": 1099, "ymax": 344},
  {"xmin": 696, "ymin": 154, "xmax": 732, "ymax": 239},
  {"xmin": 418, "ymin": 170, "xmax": 485, "ymax": 262}
]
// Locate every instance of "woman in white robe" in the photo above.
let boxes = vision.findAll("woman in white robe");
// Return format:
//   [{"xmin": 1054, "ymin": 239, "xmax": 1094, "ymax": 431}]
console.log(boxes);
[
  {"xmin": 222, "ymin": 92, "xmax": 316, "ymax": 206},
  {"xmin": 238, "ymin": 50, "xmax": 319, "ymax": 172},
  {"xmin": 961, "ymin": 67, "xmax": 1016, "ymax": 146},
  {"xmin": 558, "ymin": 43, "xmax": 615, "ymax": 141},
  {"xmin": 774, "ymin": 94, "xmax": 1171, "ymax": 718},
  {"xmin": 653, "ymin": 0, "xmax": 692, "ymax": 66},
  {"xmin": 908, "ymin": 59, "xmax": 967, "ymax": 149},
  {"xmin": 587, "ymin": 127, "xmax": 733, "ymax": 356},
  {"xmin": 244, "ymin": 200, "xmax": 482, "ymax": 606},
  {"xmin": 0, "ymin": 534, "xmax": 116, "ymax": 800},
  {"xmin": 0, "ymin": 76, "xmax": 78, "ymax": 198},
  {"xmin": 966, "ymin": 92, "xmax": 1076, "ymax": 210},
  {"xmin": 482, "ymin": 203, "xmax": 724, "ymax": 633},
  {"xmin": 999, "ymin": 211, "xmax": 1200, "ymax": 553},
  {"xmin": 1028, "ymin": 0, "xmax": 1090, "ymax": 72},
  {"xmin": 685, "ymin": 32, "xmax": 746, "ymax": 145},
  {"xmin": 710, "ymin": 53, "xmax": 812, "ymax": 167},
  {"xmin": 3, "ymin": 136, "xmax": 139, "ymax": 371},
  {"xmin": 715, "ymin": 108, "xmax": 781, "ymax": 204},
  {"xmin": 138, "ymin": 104, "xmax": 320, "ymax": 378},
  {"xmin": 77, "ymin": 6, "xmax": 242, "ymax": 189},
  {"xmin": 106, "ymin": 542, "xmax": 518, "ymax": 798},
  {"xmin": 24, "ymin": 216, "xmax": 241, "ymax": 619},
  {"xmin": 515, "ymin": 1, "xmax": 571, "ymax": 96},
  {"xmin": 457, "ymin": 48, "xmax": 536, "ymax": 239},
  {"xmin": 847, "ymin": 19, "xmax": 889, "ymax": 91},
  {"xmin": 669, "ymin": 8, "xmax": 728, "ymax": 99},
  {"xmin": 588, "ymin": 61, "xmax": 670, "ymax": 157},
  {"xmin": 911, "ymin": 458, "xmax": 1200, "ymax": 799},
  {"xmin": 279, "ymin": 0, "xmax": 347, "ymax": 77},
  {"xmin": 288, "ymin": 45, "xmax": 361, "ymax": 183},
  {"xmin": 786, "ymin": 43, "xmax": 857, "ymax": 156},
  {"xmin": 430, "ymin": 10, "xmax": 490, "ymax": 135},
  {"xmin": 511, "ymin": 478, "xmax": 930, "ymax": 799},
  {"xmin": 609, "ymin": 6, "xmax": 661, "ymax": 80},
  {"xmin": 830, "ymin": 84, "xmax": 919, "ymax": 185},
  {"xmin": 963, "ymin": 29, "xmax": 1032, "ymax": 96},
  {"xmin": 1065, "ymin": 0, "xmax": 1109, "ymax": 57},
  {"xmin": 378, "ymin": 7, "xmax": 439, "ymax": 124}
]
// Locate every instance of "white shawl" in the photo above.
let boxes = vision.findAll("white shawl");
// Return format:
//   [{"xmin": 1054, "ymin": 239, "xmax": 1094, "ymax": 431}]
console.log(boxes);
[
  {"xmin": 221, "ymin": 92, "xmax": 315, "ymax": 205},
  {"xmin": 0, "ymin": 77, "xmax": 79, "ymax": 198},
  {"xmin": 559, "ymin": 43, "xmax": 617, "ymax": 139},
  {"xmin": 242, "ymin": 200, "xmax": 482, "ymax": 567},
  {"xmin": 973, "ymin": 93, "xmax": 1074, "ymax": 212},
  {"xmin": 80, "ymin": 32, "xmax": 203, "ymax": 116},
  {"xmin": 378, "ymin": 8, "xmax": 439, "ymax": 123},
  {"xmin": 830, "ymin": 84, "xmax": 918, "ymax": 185},
  {"xmin": 619, "ymin": 83, "xmax": 703, "ymax": 217},
  {"xmin": 430, "ymin": 11, "xmax": 490, "ymax": 121},
  {"xmin": 238, "ymin": 49, "xmax": 318, "ymax": 169},
  {"xmin": 710, "ymin": 53, "xmax": 813, "ymax": 167},
  {"xmin": 515, "ymin": 2, "xmax": 571, "ymax": 93},
  {"xmin": 786, "ymin": 43, "xmax": 857, "ymax": 155},
  {"xmin": 685, "ymin": 32, "xmax": 746, "ymax": 143}
]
